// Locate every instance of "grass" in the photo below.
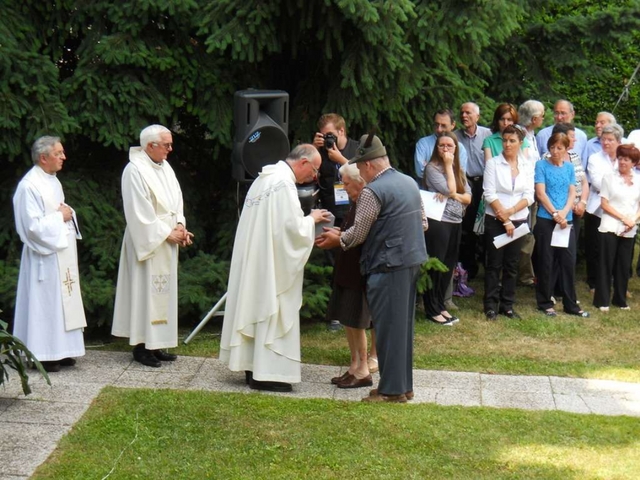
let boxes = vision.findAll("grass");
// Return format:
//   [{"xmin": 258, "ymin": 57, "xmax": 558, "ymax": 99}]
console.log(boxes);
[
  {"xmin": 33, "ymin": 388, "xmax": 640, "ymax": 479},
  {"xmin": 91, "ymin": 273, "xmax": 640, "ymax": 382}
]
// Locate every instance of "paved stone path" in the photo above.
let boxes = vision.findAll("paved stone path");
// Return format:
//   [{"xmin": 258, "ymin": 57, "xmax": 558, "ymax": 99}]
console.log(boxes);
[{"xmin": 1, "ymin": 350, "xmax": 640, "ymax": 478}]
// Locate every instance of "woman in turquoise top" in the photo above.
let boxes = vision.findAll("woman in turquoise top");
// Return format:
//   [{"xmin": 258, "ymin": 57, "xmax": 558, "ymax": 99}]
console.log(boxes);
[
  {"xmin": 483, "ymin": 103, "xmax": 530, "ymax": 161},
  {"xmin": 533, "ymin": 132, "xmax": 589, "ymax": 318}
]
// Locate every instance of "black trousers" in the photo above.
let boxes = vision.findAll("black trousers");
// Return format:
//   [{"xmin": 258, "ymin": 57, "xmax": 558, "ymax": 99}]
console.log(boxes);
[
  {"xmin": 534, "ymin": 217, "xmax": 580, "ymax": 312},
  {"xmin": 584, "ymin": 212, "xmax": 601, "ymax": 289},
  {"xmin": 593, "ymin": 232, "xmax": 634, "ymax": 308},
  {"xmin": 459, "ymin": 175, "xmax": 483, "ymax": 277},
  {"xmin": 483, "ymin": 215, "xmax": 525, "ymax": 313},
  {"xmin": 423, "ymin": 219, "xmax": 461, "ymax": 317},
  {"xmin": 552, "ymin": 212, "xmax": 582, "ymax": 296}
]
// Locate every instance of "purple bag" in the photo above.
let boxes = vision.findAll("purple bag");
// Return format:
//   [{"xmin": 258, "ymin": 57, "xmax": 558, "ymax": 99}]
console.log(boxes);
[{"xmin": 452, "ymin": 263, "xmax": 475, "ymax": 297}]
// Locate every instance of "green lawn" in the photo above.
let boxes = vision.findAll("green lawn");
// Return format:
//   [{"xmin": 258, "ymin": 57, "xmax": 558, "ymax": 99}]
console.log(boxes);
[
  {"xmin": 92, "ymin": 273, "xmax": 640, "ymax": 382},
  {"xmin": 33, "ymin": 388, "xmax": 640, "ymax": 480}
]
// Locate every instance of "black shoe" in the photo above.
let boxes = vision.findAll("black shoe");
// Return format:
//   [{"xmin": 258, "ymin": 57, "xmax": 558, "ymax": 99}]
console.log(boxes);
[
  {"xmin": 441, "ymin": 312, "xmax": 460, "ymax": 324},
  {"xmin": 327, "ymin": 320, "xmax": 342, "ymax": 331},
  {"xmin": 500, "ymin": 310, "xmax": 521, "ymax": 319},
  {"xmin": 564, "ymin": 309, "xmax": 590, "ymax": 318},
  {"xmin": 133, "ymin": 346, "xmax": 161, "ymax": 368},
  {"xmin": 249, "ymin": 378, "xmax": 293, "ymax": 392},
  {"xmin": 153, "ymin": 350, "xmax": 177, "ymax": 362},
  {"xmin": 59, "ymin": 357, "xmax": 77, "ymax": 367},
  {"xmin": 428, "ymin": 315, "xmax": 454, "ymax": 326},
  {"xmin": 485, "ymin": 310, "xmax": 498, "ymax": 321},
  {"xmin": 41, "ymin": 361, "xmax": 61, "ymax": 372}
]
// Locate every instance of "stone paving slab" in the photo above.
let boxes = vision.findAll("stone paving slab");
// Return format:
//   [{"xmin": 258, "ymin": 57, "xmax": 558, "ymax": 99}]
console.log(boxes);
[
  {"xmin": 435, "ymin": 387, "xmax": 483, "ymax": 407},
  {"xmin": 553, "ymin": 393, "xmax": 592, "ymax": 414},
  {"xmin": 2, "ymin": 350, "xmax": 640, "ymax": 479},
  {"xmin": 550, "ymin": 376, "xmax": 640, "ymax": 398},
  {"xmin": 413, "ymin": 370, "xmax": 481, "ymax": 390},
  {"xmin": 1, "ymin": 400, "xmax": 90, "ymax": 426},
  {"xmin": 0, "ymin": 422, "xmax": 71, "ymax": 478},
  {"xmin": 482, "ymin": 389, "xmax": 557, "ymax": 411},
  {"xmin": 481, "ymin": 374, "xmax": 553, "ymax": 393}
]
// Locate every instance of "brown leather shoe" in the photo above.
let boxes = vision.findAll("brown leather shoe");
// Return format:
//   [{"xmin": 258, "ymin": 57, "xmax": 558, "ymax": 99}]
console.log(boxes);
[
  {"xmin": 362, "ymin": 392, "xmax": 407, "ymax": 403},
  {"xmin": 331, "ymin": 371, "xmax": 352, "ymax": 385},
  {"xmin": 369, "ymin": 388, "xmax": 414, "ymax": 400},
  {"xmin": 337, "ymin": 374, "xmax": 373, "ymax": 389}
]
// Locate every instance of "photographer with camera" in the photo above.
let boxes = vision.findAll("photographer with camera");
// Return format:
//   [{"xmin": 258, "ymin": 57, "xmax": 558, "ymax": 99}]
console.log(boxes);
[{"xmin": 313, "ymin": 114, "xmax": 359, "ymax": 226}]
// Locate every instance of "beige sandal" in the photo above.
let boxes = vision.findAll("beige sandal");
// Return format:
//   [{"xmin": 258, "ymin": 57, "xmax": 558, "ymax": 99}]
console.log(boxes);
[{"xmin": 367, "ymin": 355, "xmax": 379, "ymax": 373}]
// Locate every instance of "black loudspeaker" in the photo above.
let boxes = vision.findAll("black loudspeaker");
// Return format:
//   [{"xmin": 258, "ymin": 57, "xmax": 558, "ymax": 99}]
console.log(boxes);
[{"xmin": 232, "ymin": 89, "xmax": 290, "ymax": 182}]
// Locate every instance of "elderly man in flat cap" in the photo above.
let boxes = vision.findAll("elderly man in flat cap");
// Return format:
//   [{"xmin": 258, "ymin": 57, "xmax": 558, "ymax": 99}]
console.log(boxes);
[{"xmin": 317, "ymin": 134, "xmax": 427, "ymax": 403}]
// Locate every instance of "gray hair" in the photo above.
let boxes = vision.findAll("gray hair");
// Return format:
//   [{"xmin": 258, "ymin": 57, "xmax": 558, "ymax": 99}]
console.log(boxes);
[
  {"xmin": 140, "ymin": 124, "xmax": 171, "ymax": 149},
  {"xmin": 597, "ymin": 111, "xmax": 616, "ymax": 124},
  {"xmin": 518, "ymin": 100, "xmax": 545, "ymax": 127},
  {"xmin": 286, "ymin": 144, "xmax": 318, "ymax": 162},
  {"xmin": 462, "ymin": 102, "xmax": 480, "ymax": 115},
  {"xmin": 555, "ymin": 99, "xmax": 574, "ymax": 113},
  {"xmin": 31, "ymin": 136, "xmax": 61, "ymax": 165},
  {"xmin": 339, "ymin": 163, "xmax": 365, "ymax": 184},
  {"xmin": 602, "ymin": 123, "xmax": 624, "ymax": 142}
]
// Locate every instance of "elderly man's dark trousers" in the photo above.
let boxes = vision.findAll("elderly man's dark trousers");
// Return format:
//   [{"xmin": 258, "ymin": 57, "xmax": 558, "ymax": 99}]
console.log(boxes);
[{"xmin": 366, "ymin": 266, "xmax": 420, "ymax": 396}]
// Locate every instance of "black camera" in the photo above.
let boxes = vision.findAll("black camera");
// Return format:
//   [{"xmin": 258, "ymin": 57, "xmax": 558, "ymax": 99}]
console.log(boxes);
[{"xmin": 323, "ymin": 132, "xmax": 337, "ymax": 150}]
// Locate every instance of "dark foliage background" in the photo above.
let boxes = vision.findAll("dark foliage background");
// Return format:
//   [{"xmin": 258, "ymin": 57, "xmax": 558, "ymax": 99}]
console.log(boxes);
[{"xmin": 1, "ymin": 0, "xmax": 639, "ymax": 333}]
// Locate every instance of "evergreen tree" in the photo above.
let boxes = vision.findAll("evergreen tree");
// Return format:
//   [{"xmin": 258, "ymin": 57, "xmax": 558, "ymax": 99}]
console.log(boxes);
[{"xmin": 1, "ymin": 0, "xmax": 639, "ymax": 330}]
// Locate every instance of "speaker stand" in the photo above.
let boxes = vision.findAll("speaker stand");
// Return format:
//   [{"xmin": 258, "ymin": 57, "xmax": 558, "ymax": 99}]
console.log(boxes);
[{"xmin": 183, "ymin": 292, "xmax": 227, "ymax": 344}]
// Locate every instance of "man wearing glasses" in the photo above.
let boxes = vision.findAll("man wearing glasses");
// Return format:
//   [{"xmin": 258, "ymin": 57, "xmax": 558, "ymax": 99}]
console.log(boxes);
[
  {"xmin": 112, "ymin": 124, "xmax": 194, "ymax": 368},
  {"xmin": 220, "ymin": 144, "xmax": 331, "ymax": 392},
  {"xmin": 414, "ymin": 109, "xmax": 469, "ymax": 181}
]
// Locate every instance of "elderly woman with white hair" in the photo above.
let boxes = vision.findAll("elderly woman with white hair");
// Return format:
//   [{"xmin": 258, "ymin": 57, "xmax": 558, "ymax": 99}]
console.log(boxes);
[
  {"xmin": 325, "ymin": 162, "xmax": 376, "ymax": 389},
  {"xmin": 584, "ymin": 123, "xmax": 625, "ymax": 291}
]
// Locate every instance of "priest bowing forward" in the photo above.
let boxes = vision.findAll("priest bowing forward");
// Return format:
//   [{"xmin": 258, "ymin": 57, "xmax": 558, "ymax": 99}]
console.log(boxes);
[
  {"xmin": 13, "ymin": 136, "xmax": 87, "ymax": 373},
  {"xmin": 219, "ymin": 144, "xmax": 331, "ymax": 392},
  {"xmin": 112, "ymin": 125, "xmax": 193, "ymax": 368}
]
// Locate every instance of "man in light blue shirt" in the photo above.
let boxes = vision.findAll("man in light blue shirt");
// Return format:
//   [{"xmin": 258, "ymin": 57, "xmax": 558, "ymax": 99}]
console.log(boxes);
[
  {"xmin": 455, "ymin": 102, "xmax": 492, "ymax": 279},
  {"xmin": 536, "ymin": 100, "xmax": 588, "ymax": 165},
  {"xmin": 414, "ymin": 109, "xmax": 468, "ymax": 180}
]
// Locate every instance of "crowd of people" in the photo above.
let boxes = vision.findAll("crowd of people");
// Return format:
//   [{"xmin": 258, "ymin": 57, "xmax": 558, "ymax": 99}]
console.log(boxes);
[
  {"xmin": 10, "ymin": 101, "xmax": 640, "ymax": 404},
  {"xmin": 413, "ymin": 101, "xmax": 640, "ymax": 323}
]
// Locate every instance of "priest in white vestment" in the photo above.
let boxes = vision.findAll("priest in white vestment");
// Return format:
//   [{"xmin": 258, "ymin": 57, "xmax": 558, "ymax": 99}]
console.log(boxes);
[
  {"xmin": 112, "ymin": 125, "xmax": 193, "ymax": 368},
  {"xmin": 219, "ymin": 144, "xmax": 330, "ymax": 392},
  {"xmin": 13, "ymin": 136, "xmax": 86, "ymax": 373}
]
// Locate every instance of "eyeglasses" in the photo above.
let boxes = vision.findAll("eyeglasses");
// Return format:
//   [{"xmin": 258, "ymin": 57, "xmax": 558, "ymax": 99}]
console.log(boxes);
[
  {"xmin": 437, "ymin": 144, "xmax": 455, "ymax": 150},
  {"xmin": 310, "ymin": 163, "xmax": 319, "ymax": 176},
  {"xmin": 153, "ymin": 142, "xmax": 173, "ymax": 150}
]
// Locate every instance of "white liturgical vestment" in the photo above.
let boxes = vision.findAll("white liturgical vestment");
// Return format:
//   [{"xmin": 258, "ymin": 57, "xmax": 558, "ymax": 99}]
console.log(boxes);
[
  {"xmin": 111, "ymin": 147, "xmax": 185, "ymax": 349},
  {"xmin": 13, "ymin": 165, "xmax": 86, "ymax": 361},
  {"xmin": 219, "ymin": 161, "xmax": 315, "ymax": 383}
]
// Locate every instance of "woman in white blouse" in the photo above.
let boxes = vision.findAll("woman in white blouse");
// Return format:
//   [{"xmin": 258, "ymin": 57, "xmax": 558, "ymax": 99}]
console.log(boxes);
[
  {"xmin": 593, "ymin": 145, "xmax": 640, "ymax": 312},
  {"xmin": 482, "ymin": 125, "xmax": 534, "ymax": 320},
  {"xmin": 584, "ymin": 123, "xmax": 624, "ymax": 290}
]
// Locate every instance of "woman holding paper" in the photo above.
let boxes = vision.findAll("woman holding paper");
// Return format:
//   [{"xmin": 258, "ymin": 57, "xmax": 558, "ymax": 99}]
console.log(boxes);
[
  {"xmin": 534, "ymin": 132, "xmax": 589, "ymax": 317},
  {"xmin": 593, "ymin": 145, "xmax": 640, "ymax": 312},
  {"xmin": 584, "ymin": 123, "xmax": 624, "ymax": 291},
  {"xmin": 482, "ymin": 125, "xmax": 534, "ymax": 320},
  {"xmin": 422, "ymin": 132, "xmax": 471, "ymax": 325}
]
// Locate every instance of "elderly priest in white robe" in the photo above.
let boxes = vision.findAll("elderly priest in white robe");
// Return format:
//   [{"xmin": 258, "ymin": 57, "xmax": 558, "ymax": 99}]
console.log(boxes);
[
  {"xmin": 13, "ymin": 136, "xmax": 87, "ymax": 373},
  {"xmin": 112, "ymin": 125, "xmax": 193, "ymax": 368},
  {"xmin": 220, "ymin": 144, "xmax": 330, "ymax": 392}
]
